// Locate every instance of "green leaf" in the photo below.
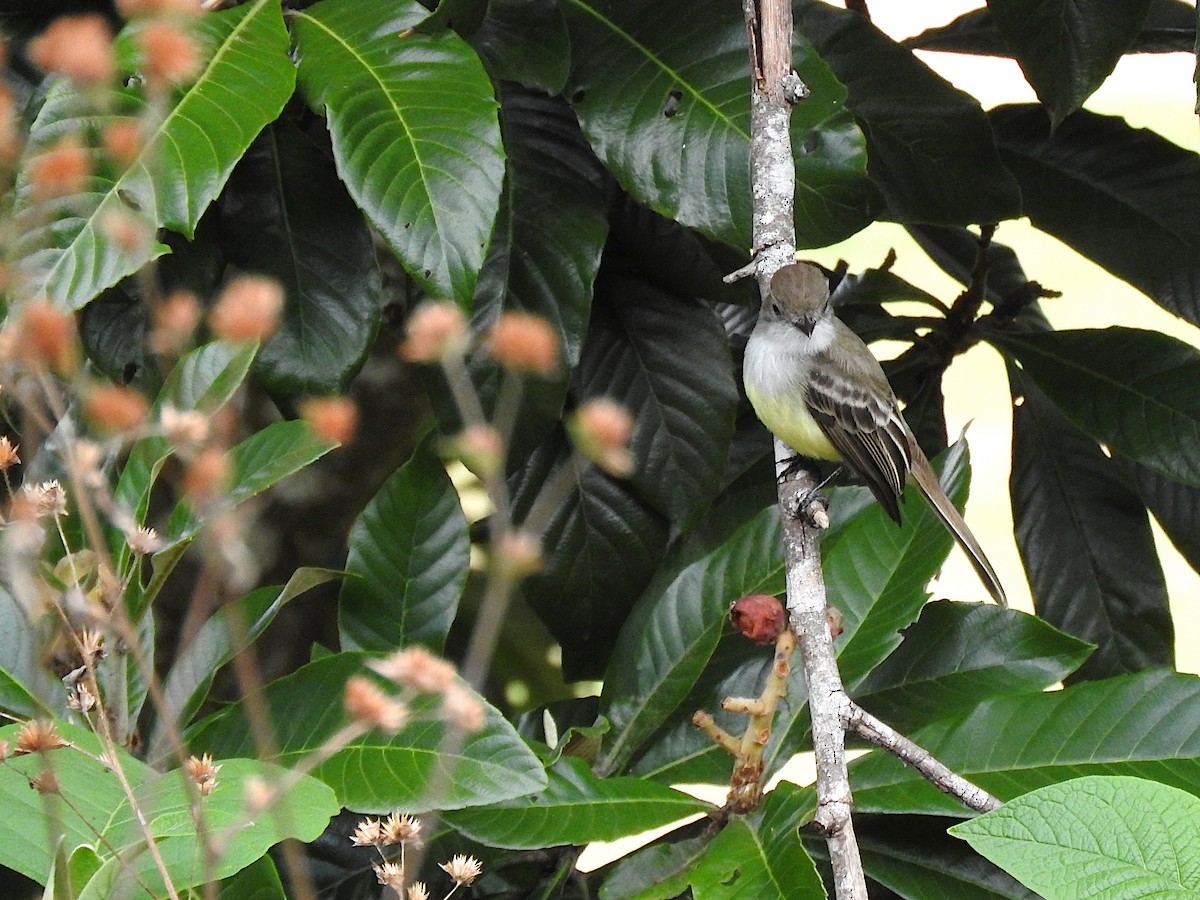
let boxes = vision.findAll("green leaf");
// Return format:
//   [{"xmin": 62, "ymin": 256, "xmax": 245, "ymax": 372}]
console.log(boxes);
[
  {"xmin": 990, "ymin": 106, "xmax": 1200, "ymax": 326},
  {"xmin": 186, "ymin": 652, "xmax": 546, "ymax": 812},
  {"xmin": 987, "ymin": 0, "xmax": 1152, "ymax": 126},
  {"xmin": 598, "ymin": 823, "xmax": 714, "ymax": 900},
  {"xmin": 291, "ymin": 0, "xmax": 504, "ymax": 303},
  {"xmin": 795, "ymin": 0, "xmax": 1021, "ymax": 226},
  {"xmin": 908, "ymin": 224, "xmax": 1032, "ymax": 308},
  {"xmin": 338, "ymin": 438, "xmax": 469, "ymax": 653},
  {"xmin": 0, "ymin": 585, "xmax": 61, "ymax": 717},
  {"xmin": 11, "ymin": 0, "xmax": 294, "ymax": 309},
  {"xmin": 854, "ymin": 601, "xmax": 1094, "ymax": 730},
  {"xmin": 992, "ymin": 327, "xmax": 1200, "ymax": 488},
  {"xmin": 847, "ymin": 670, "xmax": 1200, "ymax": 816},
  {"xmin": 215, "ymin": 855, "xmax": 286, "ymax": 900},
  {"xmin": 469, "ymin": 0, "xmax": 570, "ymax": 93},
  {"xmin": 562, "ymin": 0, "xmax": 876, "ymax": 249},
  {"xmin": 951, "ymin": 776, "xmax": 1200, "ymax": 900},
  {"xmin": 1127, "ymin": 462, "xmax": 1200, "ymax": 576},
  {"xmin": 576, "ymin": 276, "xmax": 737, "ymax": 527},
  {"xmin": 1009, "ymin": 365, "xmax": 1170, "ymax": 679},
  {"xmin": 220, "ymin": 122, "xmax": 381, "ymax": 394},
  {"xmin": 598, "ymin": 506, "xmax": 783, "ymax": 775},
  {"xmin": 688, "ymin": 784, "xmax": 825, "ymax": 899},
  {"xmin": 445, "ymin": 756, "xmax": 708, "ymax": 850},
  {"xmin": 149, "ymin": 568, "xmax": 341, "ymax": 763}
]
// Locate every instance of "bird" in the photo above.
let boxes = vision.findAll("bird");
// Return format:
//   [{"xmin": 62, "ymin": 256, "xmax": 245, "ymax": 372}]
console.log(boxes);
[{"xmin": 743, "ymin": 262, "xmax": 1006, "ymax": 607}]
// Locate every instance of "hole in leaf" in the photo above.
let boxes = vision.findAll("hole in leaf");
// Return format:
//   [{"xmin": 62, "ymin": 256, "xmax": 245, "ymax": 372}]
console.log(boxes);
[
  {"xmin": 663, "ymin": 89, "xmax": 682, "ymax": 117},
  {"xmin": 570, "ymin": 88, "xmax": 586, "ymax": 104}
]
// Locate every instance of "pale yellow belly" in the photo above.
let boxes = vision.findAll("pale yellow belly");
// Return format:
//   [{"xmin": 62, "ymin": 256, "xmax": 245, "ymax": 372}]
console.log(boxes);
[{"xmin": 745, "ymin": 382, "xmax": 841, "ymax": 461}]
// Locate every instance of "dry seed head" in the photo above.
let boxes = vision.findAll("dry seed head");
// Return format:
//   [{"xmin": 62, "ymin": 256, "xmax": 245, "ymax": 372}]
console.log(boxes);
[
  {"xmin": 66, "ymin": 681, "xmax": 97, "ymax": 713},
  {"xmin": 300, "ymin": 396, "xmax": 357, "ymax": 445},
  {"xmin": 368, "ymin": 646, "xmax": 457, "ymax": 694},
  {"xmin": 570, "ymin": 399, "xmax": 635, "ymax": 477},
  {"xmin": 0, "ymin": 436, "xmax": 20, "ymax": 469},
  {"xmin": 85, "ymin": 383, "xmax": 150, "ymax": 434},
  {"xmin": 184, "ymin": 753, "xmax": 221, "ymax": 796},
  {"xmin": 139, "ymin": 20, "xmax": 202, "ymax": 88},
  {"xmin": 14, "ymin": 301, "xmax": 78, "ymax": 374},
  {"xmin": 159, "ymin": 405, "xmax": 209, "ymax": 454},
  {"xmin": 151, "ymin": 290, "xmax": 201, "ymax": 354},
  {"xmin": 28, "ymin": 15, "xmax": 114, "ymax": 85},
  {"xmin": 486, "ymin": 311, "xmax": 558, "ymax": 375},
  {"xmin": 380, "ymin": 811, "xmax": 422, "ymax": 846},
  {"xmin": 399, "ymin": 301, "xmax": 467, "ymax": 363},
  {"xmin": 23, "ymin": 480, "xmax": 68, "ymax": 518},
  {"xmin": 78, "ymin": 628, "xmax": 105, "ymax": 664},
  {"xmin": 344, "ymin": 675, "xmax": 409, "ymax": 734},
  {"xmin": 15, "ymin": 720, "xmax": 68, "ymax": 754},
  {"xmin": 182, "ymin": 447, "xmax": 231, "ymax": 502},
  {"xmin": 374, "ymin": 860, "xmax": 405, "ymax": 893},
  {"xmin": 30, "ymin": 770, "xmax": 61, "ymax": 795},
  {"xmin": 126, "ymin": 526, "xmax": 163, "ymax": 556},
  {"xmin": 101, "ymin": 120, "xmax": 143, "ymax": 166},
  {"xmin": 439, "ymin": 854, "xmax": 482, "ymax": 886},
  {"xmin": 407, "ymin": 883, "xmax": 429, "ymax": 900},
  {"xmin": 442, "ymin": 684, "xmax": 485, "ymax": 732},
  {"xmin": 209, "ymin": 275, "xmax": 284, "ymax": 342},
  {"xmin": 350, "ymin": 816, "xmax": 382, "ymax": 847}
]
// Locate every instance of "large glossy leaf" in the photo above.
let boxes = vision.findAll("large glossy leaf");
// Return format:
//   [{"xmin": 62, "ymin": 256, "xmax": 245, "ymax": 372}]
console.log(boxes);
[
  {"xmin": 562, "ymin": 0, "xmax": 876, "ymax": 249},
  {"xmin": 220, "ymin": 122, "xmax": 380, "ymax": 394},
  {"xmin": 575, "ymin": 274, "xmax": 737, "ymax": 527},
  {"xmin": 991, "ymin": 105, "xmax": 1200, "ymax": 326},
  {"xmin": 0, "ymin": 585, "xmax": 61, "ymax": 717},
  {"xmin": 795, "ymin": 0, "xmax": 1021, "ymax": 226},
  {"xmin": 993, "ymin": 327, "xmax": 1200, "ymax": 488},
  {"xmin": 597, "ymin": 824, "xmax": 715, "ymax": 900},
  {"xmin": 291, "ymin": 0, "xmax": 504, "ymax": 303},
  {"xmin": 469, "ymin": 0, "xmax": 570, "ymax": 94},
  {"xmin": 987, "ymin": 0, "xmax": 1152, "ymax": 125},
  {"xmin": 11, "ymin": 0, "xmax": 294, "ymax": 309},
  {"xmin": 149, "ymin": 568, "xmax": 341, "ymax": 763},
  {"xmin": 338, "ymin": 437, "xmax": 469, "ymax": 654},
  {"xmin": 1127, "ymin": 462, "xmax": 1200, "ymax": 575},
  {"xmin": 908, "ymin": 224, "xmax": 1032, "ymax": 308},
  {"xmin": 598, "ymin": 506, "xmax": 784, "ymax": 775},
  {"xmin": 186, "ymin": 652, "xmax": 546, "ymax": 813},
  {"xmin": 1009, "ymin": 366, "xmax": 1170, "ymax": 680},
  {"xmin": 847, "ymin": 670, "xmax": 1200, "ymax": 816},
  {"xmin": 444, "ymin": 756, "xmax": 708, "ymax": 850},
  {"xmin": 854, "ymin": 600, "xmax": 1093, "ymax": 730},
  {"xmin": 951, "ymin": 776, "xmax": 1200, "ymax": 900}
]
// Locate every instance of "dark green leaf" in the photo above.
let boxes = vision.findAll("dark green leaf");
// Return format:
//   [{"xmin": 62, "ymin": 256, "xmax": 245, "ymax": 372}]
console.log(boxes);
[
  {"xmin": 576, "ymin": 274, "xmax": 737, "ymax": 526},
  {"xmin": 445, "ymin": 756, "xmax": 708, "ymax": 850},
  {"xmin": 291, "ymin": 0, "xmax": 504, "ymax": 303},
  {"xmin": 11, "ymin": 0, "xmax": 295, "ymax": 308},
  {"xmin": 991, "ymin": 105, "xmax": 1200, "ymax": 326},
  {"xmin": 848, "ymin": 670, "xmax": 1200, "ymax": 816},
  {"xmin": 1009, "ymin": 365, "xmax": 1170, "ymax": 679},
  {"xmin": 338, "ymin": 437, "xmax": 469, "ymax": 653},
  {"xmin": 469, "ymin": 0, "xmax": 570, "ymax": 93},
  {"xmin": 562, "ymin": 0, "xmax": 876, "ymax": 248},
  {"xmin": 992, "ymin": 327, "xmax": 1200, "ymax": 488},
  {"xmin": 988, "ymin": 0, "xmax": 1152, "ymax": 125},
  {"xmin": 855, "ymin": 601, "xmax": 1093, "ymax": 729},
  {"xmin": 187, "ymin": 652, "xmax": 546, "ymax": 813},
  {"xmin": 1127, "ymin": 462, "xmax": 1200, "ymax": 575},
  {"xmin": 597, "ymin": 823, "xmax": 714, "ymax": 900},
  {"xmin": 221, "ymin": 122, "xmax": 381, "ymax": 395},
  {"xmin": 795, "ymin": 0, "xmax": 1021, "ymax": 226},
  {"xmin": 907, "ymin": 225, "xmax": 1032, "ymax": 308},
  {"xmin": 216, "ymin": 855, "xmax": 286, "ymax": 900}
]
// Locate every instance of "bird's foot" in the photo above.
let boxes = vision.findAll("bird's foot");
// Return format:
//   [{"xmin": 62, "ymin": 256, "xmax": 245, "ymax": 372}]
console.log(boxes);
[{"xmin": 785, "ymin": 488, "xmax": 830, "ymax": 528}]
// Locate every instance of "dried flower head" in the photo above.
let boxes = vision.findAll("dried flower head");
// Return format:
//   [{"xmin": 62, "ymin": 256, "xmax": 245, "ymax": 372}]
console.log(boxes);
[
  {"xmin": 209, "ymin": 275, "xmax": 284, "ymax": 342},
  {"xmin": 350, "ymin": 816, "xmax": 382, "ymax": 847},
  {"xmin": 442, "ymin": 684, "xmax": 485, "ymax": 733},
  {"xmin": 380, "ymin": 811, "xmax": 422, "ymax": 846},
  {"xmin": 184, "ymin": 753, "xmax": 221, "ymax": 796},
  {"xmin": 300, "ymin": 396, "xmax": 357, "ymax": 445},
  {"xmin": 126, "ymin": 526, "xmax": 163, "ymax": 556},
  {"xmin": 78, "ymin": 628, "xmax": 106, "ymax": 664},
  {"xmin": 101, "ymin": 210, "xmax": 149, "ymax": 253},
  {"xmin": 486, "ymin": 311, "xmax": 558, "ymax": 375},
  {"xmin": 159, "ymin": 404, "xmax": 209, "ymax": 454},
  {"xmin": 14, "ymin": 301, "xmax": 78, "ymax": 373},
  {"xmin": 27, "ymin": 136, "xmax": 92, "ymax": 199},
  {"xmin": 569, "ymin": 398, "xmax": 634, "ymax": 477},
  {"xmin": 182, "ymin": 446, "xmax": 230, "ymax": 502},
  {"xmin": 494, "ymin": 530, "xmax": 542, "ymax": 579},
  {"xmin": 729, "ymin": 594, "xmax": 786, "ymax": 645},
  {"xmin": 374, "ymin": 860, "xmax": 405, "ymax": 892},
  {"xmin": 407, "ymin": 883, "xmax": 429, "ymax": 900},
  {"xmin": 0, "ymin": 436, "xmax": 20, "ymax": 470},
  {"xmin": 22, "ymin": 480, "xmax": 68, "ymax": 518},
  {"xmin": 66, "ymin": 681, "xmax": 97, "ymax": 713},
  {"xmin": 71, "ymin": 440, "xmax": 106, "ymax": 490},
  {"xmin": 399, "ymin": 301, "xmax": 468, "ymax": 363},
  {"xmin": 447, "ymin": 424, "xmax": 503, "ymax": 480},
  {"xmin": 117, "ymin": 0, "xmax": 203, "ymax": 16},
  {"xmin": 139, "ymin": 20, "xmax": 202, "ymax": 88},
  {"xmin": 439, "ymin": 854, "xmax": 482, "ymax": 886},
  {"xmin": 85, "ymin": 383, "xmax": 150, "ymax": 433},
  {"xmin": 151, "ymin": 290, "xmax": 201, "ymax": 354},
  {"xmin": 28, "ymin": 15, "xmax": 113, "ymax": 85},
  {"xmin": 30, "ymin": 771, "xmax": 61, "ymax": 795},
  {"xmin": 15, "ymin": 720, "xmax": 68, "ymax": 754},
  {"xmin": 101, "ymin": 120, "xmax": 143, "ymax": 166},
  {"xmin": 344, "ymin": 675, "xmax": 409, "ymax": 734},
  {"xmin": 368, "ymin": 647, "xmax": 457, "ymax": 695}
]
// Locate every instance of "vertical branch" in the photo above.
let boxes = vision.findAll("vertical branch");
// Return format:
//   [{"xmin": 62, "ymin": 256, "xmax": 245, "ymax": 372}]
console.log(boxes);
[{"xmin": 739, "ymin": 1, "xmax": 868, "ymax": 896}]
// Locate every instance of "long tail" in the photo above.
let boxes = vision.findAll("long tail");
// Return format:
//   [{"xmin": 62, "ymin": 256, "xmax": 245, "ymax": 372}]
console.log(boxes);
[{"xmin": 908, "ymin": 452, "xmax": 1007, "ymax": 608}]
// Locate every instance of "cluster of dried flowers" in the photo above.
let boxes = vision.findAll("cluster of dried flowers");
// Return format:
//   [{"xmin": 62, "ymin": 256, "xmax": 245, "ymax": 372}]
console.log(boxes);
[
  {"xmin": 348, "ymin": 808, "xmax": 482, "ymax": 900},
  {"xmin": 344, "ymin": 645, "xmax": 486, "ymax": 736}
]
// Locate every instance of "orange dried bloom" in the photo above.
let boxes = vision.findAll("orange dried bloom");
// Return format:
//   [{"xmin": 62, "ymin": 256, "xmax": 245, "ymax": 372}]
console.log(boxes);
[
  {"xmin": 15, "ymin": 720, "xmax": 68, "ymax": 754},
  {"xmin": 449, "ymin": 424, "xmax": 503, "ymax": 479},
  {"xmin": 85, "ymin": 383, "xmax": 150, "ymax": 433},
  {"xmin": 344, "ymin": 675, "xmax": 408, "ymax": 734},
  {"xmin": 101, "ymin": 211, "xmax": 148, "ymax": 253},
  {"xmin": 151, "ymin": 290, "xmax": 201, "ymax": 354},
  {"xmin": 15, "ymin": 301, "xmax": 78, "ymax": 373},
  {"xmin": 442, "ymin": 684, "xmax": 485, "ymax": 732},
  {"xmin": 399, "ymin": 301, "xmax": 467, "ymax": 363},
  {"xmin": 494, "ymin": 531, "xmax": 542, "ymax": 578},
  {"xmin": 486, "ymin": 311, "xmax": 558, "ymax": 375},
  {"xmin": 380, "ymin": 811, "xmax": 422, "ymax": 846},
  {"xmin": 30, "ymin": 771, "xmax": 61, "ymax": 795},
  {"xmin": 0, "ymin": 436, "xmax": 20, "ymax": 469},
  {"xmin": 182, "ymin": 446, "xmax": 230, "ymax": 501},
  {"xmin": 209, "ymin": 275, "xmax": 284, "ymax": 342},
  {"xmin": 139, "ymin": 21, "xmax": 202, "ymax": 88},
  {"xmin": 569, "ymin": 398, "xmax": 635, "ymax": 477},
  {"xmin": 349, "ymin": 816, "xmax": 382, "ymax": 847},
  {"xmin": 28, "ymin": 15, "xmax": 113, "ymax": 85},
  {"xmin": 439, "ymin": 854, "xmax": 482, "ymax": 886},
  {"xmin": 184, "ymin": 753, "xmax": 221, "ymax": 796},
  {"xmin": 368, "ymin": 646, "xmax": 457, "ymax": 694},
  {"xmin": 27, "ymin": 137, "xmax": 91, "ymax": 200},
  {"xmin": 407, "ymin": 883, "xmax": 429, "ymax": 900},
  {"xmin": 101, "ymin": 121, "xmax": 143, "ymax": 166},
  {"xmin": 374, "ymin": 861, "xmax": 405, "ymax": 891},
  {"xmin": 116, "ymin": 0, "xmax": 203, "ymax": 16},
  {"xmin": 300, "ymin": 396, "xmax": 357, "ymax": 445}
]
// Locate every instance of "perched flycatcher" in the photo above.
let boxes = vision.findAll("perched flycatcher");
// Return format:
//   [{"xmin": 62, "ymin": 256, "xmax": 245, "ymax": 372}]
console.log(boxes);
[{"xmin": 744, "ymin": 263, "xmax": 1006, "ymax": 607}]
